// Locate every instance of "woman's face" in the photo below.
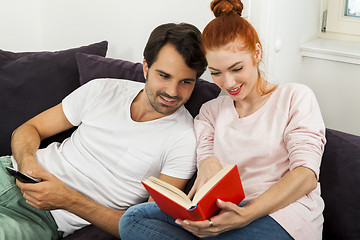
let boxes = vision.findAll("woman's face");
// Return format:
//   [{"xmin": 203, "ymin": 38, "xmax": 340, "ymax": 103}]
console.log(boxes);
[{"xmin": 205, "ymin": 42, "xmax": 261, "ymax": 103}]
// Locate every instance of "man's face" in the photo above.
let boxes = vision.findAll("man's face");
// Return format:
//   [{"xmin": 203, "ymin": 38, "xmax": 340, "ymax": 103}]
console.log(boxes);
[{"xmin": 143, "ymin": 43, "xmax": 197, "ymax": 116}]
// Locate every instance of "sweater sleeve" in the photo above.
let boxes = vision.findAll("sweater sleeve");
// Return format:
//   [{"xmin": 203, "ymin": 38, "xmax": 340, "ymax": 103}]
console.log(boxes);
[
  {"xmin": 283, "ymin": 84, "xmax": 326, "ymax": 179},
  {"xmin": 194, "ymin": 100, "xmax": 218, "ymax": 166}
]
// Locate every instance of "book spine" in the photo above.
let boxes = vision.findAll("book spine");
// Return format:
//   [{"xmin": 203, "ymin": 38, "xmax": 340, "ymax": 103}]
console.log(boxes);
[{"xmin": 187, "ymin": 204, "xmax": 207, "ymax": 221}]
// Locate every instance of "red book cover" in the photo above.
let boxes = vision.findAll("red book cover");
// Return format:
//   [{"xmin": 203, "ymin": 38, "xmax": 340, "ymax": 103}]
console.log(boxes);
[{"xmin": 142, "ymin": 165, "xmax": 245, "ymax": 221}]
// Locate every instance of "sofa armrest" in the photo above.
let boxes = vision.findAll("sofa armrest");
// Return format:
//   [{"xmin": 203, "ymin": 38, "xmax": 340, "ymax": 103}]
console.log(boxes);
[{"xmin": 320, "ymin": 128, "xmax": 360, "ymax": 240}]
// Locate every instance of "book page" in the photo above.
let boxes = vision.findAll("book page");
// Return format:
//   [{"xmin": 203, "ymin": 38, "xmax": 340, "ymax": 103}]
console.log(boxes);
[
  {"xmin": 192, "ymin": 165, "xmax": 233, "ymax": 204},
  {"xmin": 145, "ymin": 176, "xmax": 193, "ymax": 209}
]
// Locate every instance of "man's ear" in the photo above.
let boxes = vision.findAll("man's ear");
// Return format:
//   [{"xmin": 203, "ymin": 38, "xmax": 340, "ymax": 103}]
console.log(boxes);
[{"xmin": 143, "ymin": 59, "xmax": 149, "ymax": 80}]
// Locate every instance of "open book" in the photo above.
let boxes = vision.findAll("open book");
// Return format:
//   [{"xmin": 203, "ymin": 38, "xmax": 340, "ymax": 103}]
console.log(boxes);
[{"xmin": 142, "ymin": 164, "xmax": 245, "ymax": 221}]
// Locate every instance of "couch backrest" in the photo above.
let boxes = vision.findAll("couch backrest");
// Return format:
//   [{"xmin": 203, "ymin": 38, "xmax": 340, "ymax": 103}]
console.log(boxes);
[{"xmin": 0, "ymin": 46, "xmax": 221, "ymax": 156}]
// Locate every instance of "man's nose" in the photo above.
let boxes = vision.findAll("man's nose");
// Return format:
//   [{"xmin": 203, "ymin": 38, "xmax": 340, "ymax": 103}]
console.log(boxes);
[{"xmin": 165, "ymin": 81, "xmax": 179, "ymax": 97}]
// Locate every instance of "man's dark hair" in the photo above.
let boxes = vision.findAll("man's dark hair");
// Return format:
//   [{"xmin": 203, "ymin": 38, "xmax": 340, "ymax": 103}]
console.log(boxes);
[{"xmin": 143, "ymin": 23, "xmax": 207, "ymax": 79}]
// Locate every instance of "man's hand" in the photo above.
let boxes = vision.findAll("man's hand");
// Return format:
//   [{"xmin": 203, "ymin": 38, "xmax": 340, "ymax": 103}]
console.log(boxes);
[
  {"xmin": 16, "ymin": 170, "xmax": 75, "ymax": 210},
  {"xmin": 17, "ymin": 170, "xmax": 124, "ymax": 238},
  {"xmin": 17, "ymin": 155, "xmax": 47, "ymax": 178}
]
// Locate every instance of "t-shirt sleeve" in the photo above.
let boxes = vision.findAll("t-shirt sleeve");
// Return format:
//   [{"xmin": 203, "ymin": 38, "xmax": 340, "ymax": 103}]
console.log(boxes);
[
  {"xmin": 62, "ymin": 80, "xmax": 104, "ymax": 126},
  {"xmin": 284, "ymin": 84, "xmax": 326, "ymax": 179},
  {"xmin": 160, "ymin": 128, "xmax": 197, "ymax": 180}
]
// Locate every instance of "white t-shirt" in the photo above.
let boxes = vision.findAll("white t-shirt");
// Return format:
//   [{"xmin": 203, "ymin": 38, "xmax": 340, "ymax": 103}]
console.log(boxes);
[{"xmin": 27, "ymin": 79, "xmax": 197, "ymax": 235}]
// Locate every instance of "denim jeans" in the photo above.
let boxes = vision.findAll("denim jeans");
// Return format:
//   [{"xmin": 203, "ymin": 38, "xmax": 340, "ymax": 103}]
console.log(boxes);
[
  {"xmin": 0, "ymin": 156, "xmax": 62, "ymax": 240},
  {"xmin": 119, "ymin": 202, "xmax": 293, "ymax": 240}
]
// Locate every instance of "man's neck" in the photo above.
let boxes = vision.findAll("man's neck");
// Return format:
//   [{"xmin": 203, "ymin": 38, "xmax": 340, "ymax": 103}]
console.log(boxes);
[{"xmin": 130, "ymin": 90, "xmax": 169, "ymax": 122}]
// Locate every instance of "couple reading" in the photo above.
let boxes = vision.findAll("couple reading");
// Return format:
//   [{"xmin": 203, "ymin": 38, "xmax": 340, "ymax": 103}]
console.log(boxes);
[{"xmin": 0, "ymin": 0, "xmax": 325, "ymax": 239}]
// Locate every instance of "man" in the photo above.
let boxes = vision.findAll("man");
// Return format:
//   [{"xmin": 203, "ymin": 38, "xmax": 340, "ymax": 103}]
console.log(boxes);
[{"xmin": 0, "ymin": 22, "xmax": 207, "ymax": 239}]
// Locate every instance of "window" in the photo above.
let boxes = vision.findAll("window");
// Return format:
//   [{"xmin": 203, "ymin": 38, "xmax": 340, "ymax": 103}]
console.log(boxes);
[
  {"xmin": 323, "ymin": 0, "xmax": 360, "ymax": 41},
  {"xmin": 301, "ymin": 0, "xmax": 360, "ymax": 65},
  {"xmin": 345, "ymin": 0, "xmax": 360, "ymax": 17}
]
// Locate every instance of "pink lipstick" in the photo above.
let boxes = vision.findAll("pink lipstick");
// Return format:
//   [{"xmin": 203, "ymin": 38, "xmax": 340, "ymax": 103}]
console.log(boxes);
[{"xmin": 226, "ymin": 85, "xmax": 242, "ymax": 96}]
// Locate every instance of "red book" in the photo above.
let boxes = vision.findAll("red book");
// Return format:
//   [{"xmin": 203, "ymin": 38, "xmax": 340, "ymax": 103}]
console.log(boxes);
[{"xmin": 142, "ymin": 165, "xmax": 245, "ymax": 221}]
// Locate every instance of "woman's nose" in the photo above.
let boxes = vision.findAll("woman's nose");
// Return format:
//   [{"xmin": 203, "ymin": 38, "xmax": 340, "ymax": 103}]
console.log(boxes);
[{"xmin": 222, "ymin": 73, "xmax": 237, "ymax": 89}]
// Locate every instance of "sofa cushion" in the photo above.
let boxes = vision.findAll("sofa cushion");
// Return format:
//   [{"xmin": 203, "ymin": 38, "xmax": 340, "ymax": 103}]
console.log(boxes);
[
  {"xmin": 62, "ymin": 225, "xmax": 117, "ymax": 240},
  {"xmin": 75, "ymin": 53, "xmax": 221, "ymax": 118},
  {"xmin": 0, "ymin": 41, "xmax": 108, "ymax": 156},
  {"xmin": 320, "ymin": 128, "xmax": 360, "ymax": 240}
]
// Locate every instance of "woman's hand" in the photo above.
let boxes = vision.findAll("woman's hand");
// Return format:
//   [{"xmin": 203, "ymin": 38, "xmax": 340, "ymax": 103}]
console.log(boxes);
[
  {"xmin": 188, "ymin": 157, "xmax": 223, "ymax": 199},
  {"xmin": 176, "ymin": 199, "xmax": 253, "ymax": 238}
]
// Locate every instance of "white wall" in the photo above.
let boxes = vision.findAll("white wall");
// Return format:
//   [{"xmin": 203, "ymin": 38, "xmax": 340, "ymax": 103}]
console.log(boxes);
[
  {"xmin": 1, "ymin": 0, "xmax": 212, "ymax": 62},
  {"xmin": 0, "ymin": 0, "xmax": 214, "ymax": 79},
  {"xmin": 0, "ymin": 0, "xmax": 43, "ymax": 50},
  {"xmin": 301, "ymin": 57, "xmax": 360, "ymax": 135},
  {"xmin": 246, "ymin": 0, "xmax": 321, "ymax": 85},
  {"xmin": 0, "ymin": 0, "xmax": 320, "ymax": 82}
]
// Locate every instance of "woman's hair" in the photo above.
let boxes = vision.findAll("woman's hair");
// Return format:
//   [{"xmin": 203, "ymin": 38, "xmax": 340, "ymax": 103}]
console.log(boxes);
[
  {"xmin": 202, "ymin": 0, "xmax": 275, "ymax": 95},
  {"xmin": 202, "ymin": 0, "xmax": 260, "ymax": 54},
  {"xmin": 143, "ymin": 23, "xmax": 207, "ymax": 79}
]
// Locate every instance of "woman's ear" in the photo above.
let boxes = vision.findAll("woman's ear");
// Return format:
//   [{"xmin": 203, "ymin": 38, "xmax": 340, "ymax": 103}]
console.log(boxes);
[
  {"xmin": 143, "ymin": 59, "xmax": 149, "ymax": 80},
  {"xmin": 253, "ymin": 43, "xmax": 262, "ymax": 64}
]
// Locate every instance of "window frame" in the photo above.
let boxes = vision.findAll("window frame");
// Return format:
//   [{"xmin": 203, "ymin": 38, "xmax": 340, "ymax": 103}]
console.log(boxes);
[{"xmin": 326, "ymin": 0, "xmax": 360, "ymax": 37}]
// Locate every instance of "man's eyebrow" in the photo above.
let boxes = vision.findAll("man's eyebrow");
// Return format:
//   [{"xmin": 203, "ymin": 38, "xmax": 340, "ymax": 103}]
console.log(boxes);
[
  {"xmin": 183, "ymin": 78, "xmax": 196, "ymax": 82},
  {"xmin": 156, "ymin": 69, "xmax": 196, "ymax": 82},
  {"xmin": 155, "ymin": 69, "xmax": 171, "ymax": 76},
  {"xmin": 209, "ymin": 61, "xmax": 243, "ymax": 71}
]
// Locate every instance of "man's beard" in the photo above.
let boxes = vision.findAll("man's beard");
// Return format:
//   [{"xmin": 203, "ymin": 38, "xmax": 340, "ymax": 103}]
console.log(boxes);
[{"xmin": 145, "ymin": 85, "xmax": 182, "ymax": 115}]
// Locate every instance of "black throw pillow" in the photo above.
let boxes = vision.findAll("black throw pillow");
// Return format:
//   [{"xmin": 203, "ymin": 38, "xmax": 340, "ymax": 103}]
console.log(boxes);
[{"xmin": 0, "ymin": 41, "xmax": 108, "ymax": 156}]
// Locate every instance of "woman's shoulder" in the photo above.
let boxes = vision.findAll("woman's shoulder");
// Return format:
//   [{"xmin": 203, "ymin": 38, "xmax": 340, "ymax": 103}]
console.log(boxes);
[
  {"xmin": 277, "ymin": 83, "xmax": 312, "ymax": 93},
  {"xmin": 278, "ymin": 83, "xmax": 315, "ymax": 95},
  {"xmin": 197, "ymin": 95, "xmax": 232, "ymax": 117},
  {"xmin": 203, "ymin": 94, "xmax": 229, "ymax": 106},
  {"xmin": 275, "ymin": 83, "xmax": 316, "ymax": 101}
]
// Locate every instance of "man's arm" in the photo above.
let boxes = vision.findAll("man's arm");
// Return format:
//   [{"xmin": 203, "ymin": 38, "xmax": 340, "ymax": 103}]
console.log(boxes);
[
  {"xmin": 16, "ymin": 171, "xmax": 123, "ymax": 238},
  {"xmin": 17, "ymin": 171, "xmax": 189, "ymax": 238},
  {"xmin": 12, "ymin": 103, "xmax": 124, "ymax": 237},
  {"xmin": 148, "ymin": 173, "xmax": 190, "ymax": 202},
  {"xmin": 13, "ymin": 103, "xmax": 191, "ymax": 237},
  {"xmin": 11, "ymin": 103, "xmax": 74, "ymax": 173}
]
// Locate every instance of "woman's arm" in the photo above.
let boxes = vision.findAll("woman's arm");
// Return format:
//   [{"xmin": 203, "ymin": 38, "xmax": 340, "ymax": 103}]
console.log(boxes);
[
  {"xmin": 247, "ymin": 166, "xmax": 317, "ymax": 216},
  {"xmin": 177, "ymin": 166, "xmax": 317, "ymax": 238}
]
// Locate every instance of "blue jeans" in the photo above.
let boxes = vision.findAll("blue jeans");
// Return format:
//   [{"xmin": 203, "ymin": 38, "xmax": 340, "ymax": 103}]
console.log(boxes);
[
  {"xmin": 119, "ymin": 202, "xmax": 293, "ymax": 240},
  {"xmin": 0, "ymin": 156, "xmax": 63, "ymax": 240}
]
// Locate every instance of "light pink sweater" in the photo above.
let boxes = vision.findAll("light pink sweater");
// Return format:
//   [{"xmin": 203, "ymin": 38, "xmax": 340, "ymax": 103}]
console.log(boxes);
[{"xmin": 194, "ymin": 83, "xmax": 326, "ymax": 240}]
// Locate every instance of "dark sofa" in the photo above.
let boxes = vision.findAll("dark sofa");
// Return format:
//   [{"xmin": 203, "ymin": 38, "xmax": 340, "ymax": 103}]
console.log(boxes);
[{"xmin": 1, "ymin": 42, "xmax": 359, "ymax": 240}]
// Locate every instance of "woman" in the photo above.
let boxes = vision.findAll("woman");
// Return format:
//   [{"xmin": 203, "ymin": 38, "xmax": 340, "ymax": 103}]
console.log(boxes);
[{"xmin": 119, "ymin": 0, "xmax": 326, "ymax": 239}]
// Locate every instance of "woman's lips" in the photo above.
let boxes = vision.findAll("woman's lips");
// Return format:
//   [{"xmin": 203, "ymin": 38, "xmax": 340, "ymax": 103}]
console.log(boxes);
[{"xmin": 226, "ymin": 84, "xmax": 243, "ymax": 96}]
